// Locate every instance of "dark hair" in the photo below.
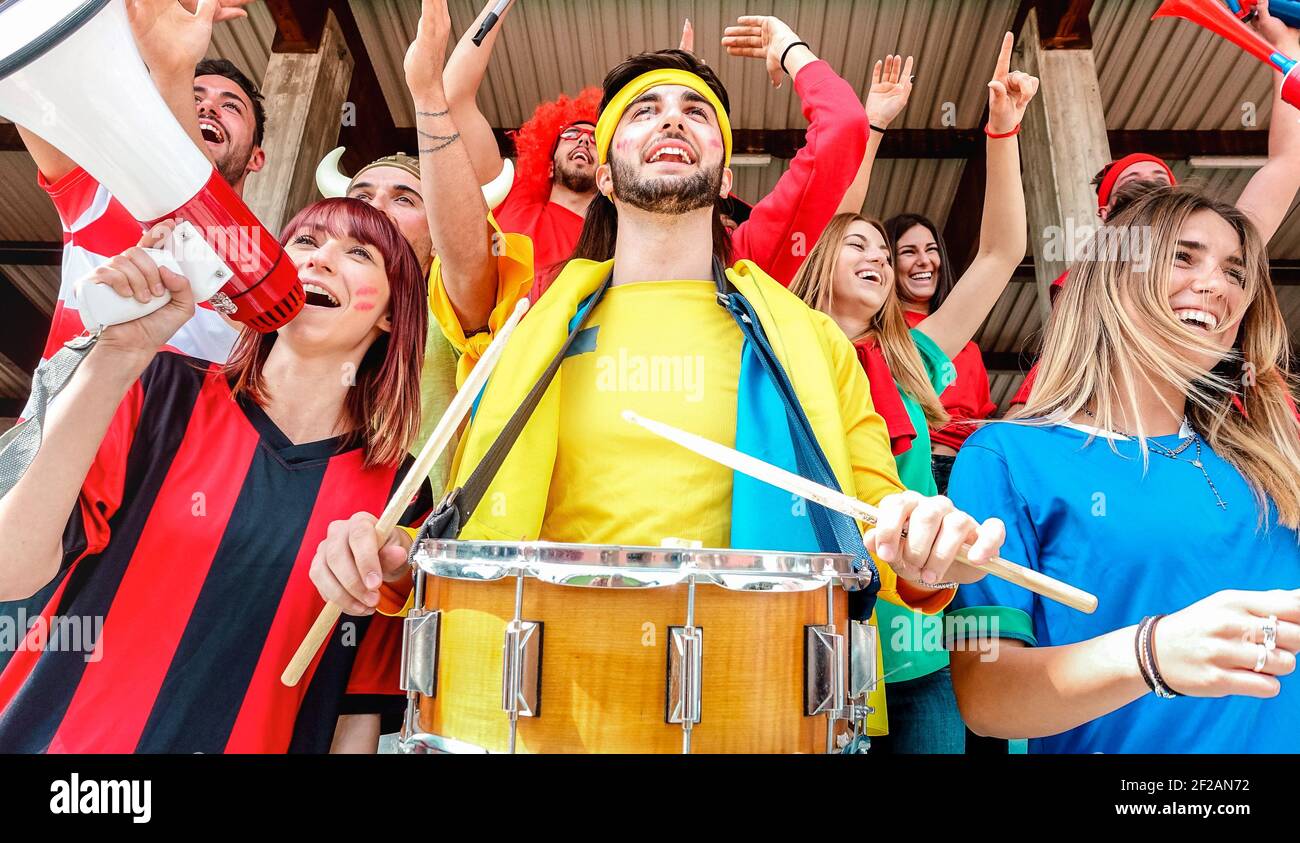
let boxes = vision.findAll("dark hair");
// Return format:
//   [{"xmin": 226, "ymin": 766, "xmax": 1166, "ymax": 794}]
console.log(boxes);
[
  {"xmin": 570, "ymin": 49, "xmax": 733, "ymax": 266},
  {"xmin": 883, "ymin": 212, "xmax": 956, "ymax": 311},
  {"xmin": 194, "ymin": 58, "xmax": 266, "ymax": 147},
  {"xmin": 225, "ymin": 199, "xmax": 427, "ymax": 468}
]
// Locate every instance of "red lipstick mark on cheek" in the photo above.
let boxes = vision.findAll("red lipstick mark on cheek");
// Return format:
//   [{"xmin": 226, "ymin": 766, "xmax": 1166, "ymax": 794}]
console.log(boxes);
[
  {"xmin": 353, "ymin": 285, "xmax": 380, "ymax": 297},
  {"xmin": 353, "ymin": 302, "xmax": 377, "ymax": 312}
]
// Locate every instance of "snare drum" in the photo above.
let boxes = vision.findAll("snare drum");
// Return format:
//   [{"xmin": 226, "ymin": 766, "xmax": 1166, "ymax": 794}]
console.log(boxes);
[{"xmin": 394, "ymin": 541, "xmax": 881, "ymax": 754}]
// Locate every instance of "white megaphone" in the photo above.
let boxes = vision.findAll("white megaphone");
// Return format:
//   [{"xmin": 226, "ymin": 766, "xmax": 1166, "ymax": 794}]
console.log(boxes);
[{"xmin": 0, "ymin": 0, "xmax": 303, "ymax": 333}]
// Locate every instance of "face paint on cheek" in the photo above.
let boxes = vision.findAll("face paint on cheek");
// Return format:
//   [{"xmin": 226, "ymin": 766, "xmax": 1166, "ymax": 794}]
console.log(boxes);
[{"xmin": 352, "ymin": 284, "xmax": 380, "ymax": 311}]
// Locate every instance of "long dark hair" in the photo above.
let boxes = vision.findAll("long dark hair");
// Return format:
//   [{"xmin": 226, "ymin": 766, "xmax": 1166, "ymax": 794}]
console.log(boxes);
[
  {"xmin": 883, "ymin": 212, "xmax": 955, "ymax": 311},
  {"xmin": 569, "ymin": 49, "xmax": 734, "ymax": 266},
  {"xmin": 224, "ymin": 198, "xmax": 427, "ymax": 468}
]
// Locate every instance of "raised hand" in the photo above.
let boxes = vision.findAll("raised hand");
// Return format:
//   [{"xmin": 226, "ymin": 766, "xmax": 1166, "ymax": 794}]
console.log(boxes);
[
  {"xmin": 404, "ymin": 0, "xmax": 453, "ymax": 98},
  {"xmin": 722, "ymin": 15, "xmax": 809, "ymax": 88},
  {"xmin": 986, "ymin": 32, "xmax": 1039, "ymax": 135},
  {"xmin": 127, "ymin": 0, "xmax": 220, "ymax": 79},
  {"xmin": 866, "ymin": 54, "xmax": 915, "ymax": 129},
  {"xmin": 1253, "ymin": 0, "xmax": 1300, "ymax": 53},
  {"xmin": 180, "ymin": 0, "xmax": 254, "ymax": 23}
]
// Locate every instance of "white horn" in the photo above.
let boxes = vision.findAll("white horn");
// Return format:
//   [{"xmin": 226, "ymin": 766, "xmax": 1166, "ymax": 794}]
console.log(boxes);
[
  {"xmin": 481, "ymin": 158, "xmax": 515, "ymax": 211},
  {"xmin": 315, "ymin": 146, "xmax": 352, "ymax": 198}
]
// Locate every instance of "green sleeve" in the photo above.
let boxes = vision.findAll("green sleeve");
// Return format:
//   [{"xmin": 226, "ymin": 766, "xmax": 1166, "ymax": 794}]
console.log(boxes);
[
  {"xmin": 909, "ymin": 328, "xmax": 956, "ymax": 394},
  {"xmin": 945, "ymin": 605, "xmax": 1038, "ymax": 648}
]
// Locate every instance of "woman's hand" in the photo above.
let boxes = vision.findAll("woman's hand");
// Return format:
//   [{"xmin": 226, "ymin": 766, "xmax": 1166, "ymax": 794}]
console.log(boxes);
[
  {"xmin": 864, "ymin": 490, "xmax": 1005, "ymax": 586},
  {"xmin": 91, "ymin": 221, "xmax": 195, "ymax": 370},
  {"xmin": 986, "ymin": 32, "xmax": 1039, "ymax": 136},
  {"xmin": 310, "ymin": 512, "xmax": 415, "ymax": 616},
  {"xmin": 1254, "ymin": 0, "xmax": 1300, "ymax": 54},
  {"xmin": 1152, "ymin": 589, "xmax": 1300, "ymax": 697},
  {"xmin": 866, "ymin": 54, "xmax": 915, "ymax": 129}
]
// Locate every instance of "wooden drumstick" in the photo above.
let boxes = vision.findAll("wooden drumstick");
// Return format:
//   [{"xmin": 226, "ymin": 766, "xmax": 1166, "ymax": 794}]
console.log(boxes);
[
  {"xmin": 281, "ymin": 298, "xmax": 531, "ymax": 687},
  {"xmin": 622, "ymin": 410, "xmax": 1098, "ymax": 615}
]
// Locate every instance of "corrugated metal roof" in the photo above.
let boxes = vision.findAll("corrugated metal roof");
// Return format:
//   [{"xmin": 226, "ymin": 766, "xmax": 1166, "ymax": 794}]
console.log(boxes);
[
  {"xmin": 0, "ymin": 353, "xmax": 31, "ymax": 400},
  {"xmin": 353, "ymin": 0, "xmax": 1018, "ymax": 130},
  {"xmin": 0, "ymin": 152, "xmax": 60, "ymax": 242},
  {"xmin": 1093, "ymin": 0, "xmax": 1276, "ymax": 130},
  {"xmin": 2, "ymin": 264, "xmax": 60, "ymax": 315},
  {"xmin": 205, "ymin": 0, "xmax": 277, "ymax": 84}
]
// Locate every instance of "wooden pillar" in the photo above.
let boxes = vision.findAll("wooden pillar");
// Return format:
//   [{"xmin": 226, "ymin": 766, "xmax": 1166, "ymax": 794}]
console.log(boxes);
[
  {"xmin": 244, "ymin": 10, "xmax": 354, "ymax": 234},
  {"xmin": 1018, "ymin": 5, "xmax": 1110, "ymax": 323}
]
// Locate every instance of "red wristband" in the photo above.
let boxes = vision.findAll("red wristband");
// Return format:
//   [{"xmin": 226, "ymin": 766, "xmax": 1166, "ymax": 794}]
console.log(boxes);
[{"xmin": 985, "ymin": 123, "xmax": 1021, "ymax": 139}]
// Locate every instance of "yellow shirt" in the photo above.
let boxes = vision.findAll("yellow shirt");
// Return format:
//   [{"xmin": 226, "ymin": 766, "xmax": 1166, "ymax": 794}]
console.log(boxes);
[{"xmin": 543, "ymin": 281, "xmax": 741, "ymax": 546}]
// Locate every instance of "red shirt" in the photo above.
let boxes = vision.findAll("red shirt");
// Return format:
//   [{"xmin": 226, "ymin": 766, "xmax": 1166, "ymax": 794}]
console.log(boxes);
[
  {"xmin": 902, "ymin": 310, "xmax": 997, "ymax": 449},
  {"xmin": 493, "ymin": 185, "xmax": 586, "ymax": 303},
  {"xmin": 37, "ymin": 167, "xmax": 238, "ymax": 364},
  {"xmin": 853, "ymin": 337, "xmax": 916, "ymax": 457},
  {"xmin": 521, "ymin": 60, "xmax": 868, "ymax": 301}
]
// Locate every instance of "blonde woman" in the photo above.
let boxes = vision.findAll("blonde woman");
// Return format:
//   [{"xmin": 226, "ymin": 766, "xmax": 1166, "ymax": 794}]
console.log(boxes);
[
  {"xmin": 787, "ymin": 34, "xmax": 1037, "ymax": 754},
  {"xmin": 947, "ymin": 186, "xmax": 1300, "ymax": 753}
]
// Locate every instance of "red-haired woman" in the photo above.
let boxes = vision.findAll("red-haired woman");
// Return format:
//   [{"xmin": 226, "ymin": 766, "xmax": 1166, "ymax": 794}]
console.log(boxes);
[{"xmin": 0, "ymin": 198, "xmax": 429, "ymax": 754}]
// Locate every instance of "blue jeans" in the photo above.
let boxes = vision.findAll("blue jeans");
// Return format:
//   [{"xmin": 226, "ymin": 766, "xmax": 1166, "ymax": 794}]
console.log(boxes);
[{"xmin": 870, "ymin": 666, "xmax": 965, "ymax": 754}]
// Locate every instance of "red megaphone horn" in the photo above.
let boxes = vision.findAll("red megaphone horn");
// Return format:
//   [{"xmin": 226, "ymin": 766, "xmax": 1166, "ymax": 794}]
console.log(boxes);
[{"xmin": 1154, "ymin": 0, "xmax": 1300, "ymax": 106}]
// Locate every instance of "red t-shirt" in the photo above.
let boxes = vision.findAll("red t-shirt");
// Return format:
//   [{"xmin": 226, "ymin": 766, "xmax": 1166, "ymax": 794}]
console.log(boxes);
[
  {"xmin": 902, "ymin": 310, "xmax": 997, "ymax": 449},
  {"xmin": 37, "ymin": 167, "xmax": 238, "ymax": 364},
  {"xmin": 520, "ymin": 60, "xmax": 868, "ymax": 302},
  {"xmin": 853, "ymin": 337, "xmax": 916, "ymax": 457}
]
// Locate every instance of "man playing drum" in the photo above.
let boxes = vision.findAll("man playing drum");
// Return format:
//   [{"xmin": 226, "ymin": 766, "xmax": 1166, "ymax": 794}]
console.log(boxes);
[{"xmin": 309, "ymin": 0, "xmax": 1007, "ymax": 746}]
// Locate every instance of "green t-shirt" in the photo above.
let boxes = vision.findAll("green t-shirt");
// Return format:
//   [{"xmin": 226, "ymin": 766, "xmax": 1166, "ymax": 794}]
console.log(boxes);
[{"xmin": 876, "ymin": 328, "xmax": 955, "ymax": 684}]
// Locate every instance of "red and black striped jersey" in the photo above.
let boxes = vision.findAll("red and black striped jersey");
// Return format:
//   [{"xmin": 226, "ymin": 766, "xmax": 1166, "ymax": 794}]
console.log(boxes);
[{"xmin": 0, "ymin": 352, "xmax": 430, "ymax": 753}]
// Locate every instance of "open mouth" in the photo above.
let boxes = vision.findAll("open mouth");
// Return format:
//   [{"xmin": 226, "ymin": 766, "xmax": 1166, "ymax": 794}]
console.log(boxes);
[
  {"xmin": 1175, "ymin": 308, "xmax": 1219, "ymax": 332},
  {"xmin": 856, "ymin": 269, "xmax": 883, "ymax": 286},
  {"xmin": 569, "ymin": 148, "xmax": 592, "ymax": 165},
  {"xmin": 909, "ymin": 271, "xmax": 934, "ymax": 284},
  {"xmin": 303, "ymin": 282, "xmax": 341, "ymax": 308},
  {"xmin": 199, "ymin": 119, "xmax": 226, "ymax": 145},
  {"xmin": 645, "ymin": 140, "xmax": 696, "ymax": 166}
]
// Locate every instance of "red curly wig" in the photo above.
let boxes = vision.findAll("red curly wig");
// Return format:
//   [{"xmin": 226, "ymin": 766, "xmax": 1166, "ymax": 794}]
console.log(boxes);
[{"xmin": 510, "ymin": 87, "xmax": 602, "ymax": 206}]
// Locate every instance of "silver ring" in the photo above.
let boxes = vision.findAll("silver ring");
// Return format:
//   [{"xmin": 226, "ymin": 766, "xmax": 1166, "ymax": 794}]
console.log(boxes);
[
  {"xmin": 1253, "ymin": 643, "xmax": 1268, "ymax": 673},
  {"xmin": 1263, "ymin": 615, "xmax": 1278, "ymax": 652}
]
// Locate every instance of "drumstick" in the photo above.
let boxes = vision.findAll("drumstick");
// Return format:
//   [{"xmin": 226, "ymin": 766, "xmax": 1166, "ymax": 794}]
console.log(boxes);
[
  {"xmin": 281, "ymin": 298, "xmax": 531, "ymax": 687},
  {"xmin": 622, "ymin": 410, "xmax": 1098, "ymax": 615}
]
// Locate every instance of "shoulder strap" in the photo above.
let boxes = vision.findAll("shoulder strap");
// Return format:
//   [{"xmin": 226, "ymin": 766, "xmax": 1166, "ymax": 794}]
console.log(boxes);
[{"xmin": 418, "ymin": 269, "xmax": 614, "ymax": 541}]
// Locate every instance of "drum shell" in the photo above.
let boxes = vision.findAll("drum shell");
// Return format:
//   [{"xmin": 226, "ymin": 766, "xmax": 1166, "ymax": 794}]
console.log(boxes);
[{"xmin": 415, "ymin": 575, "xmax": 851, "ymax": 754}]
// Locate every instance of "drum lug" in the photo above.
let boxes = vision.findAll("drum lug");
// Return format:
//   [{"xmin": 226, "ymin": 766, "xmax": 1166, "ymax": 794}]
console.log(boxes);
[
  {"xmin": 848, "ymin": 619, "xmax": 877, "ymax": 699},
  {"xmin": 804, "ymin": 624, "xmax": 846, "ymax": 717},
  {"xmin": 501, "ymin": 619, "xmax": 542, "ymax": 718},
  {"xmin": 400, "ymin": 609, "xmax": 441, "ymax": 697},
  {"xmin": 666, "ymin": 626, "xmax": 703, "ymax": 725}
]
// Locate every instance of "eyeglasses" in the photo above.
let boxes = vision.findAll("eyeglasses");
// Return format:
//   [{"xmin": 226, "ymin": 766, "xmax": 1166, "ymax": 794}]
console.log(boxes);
[{"xmin": 559, "ymin": 126, "xmax": 595, "ymax": 143}]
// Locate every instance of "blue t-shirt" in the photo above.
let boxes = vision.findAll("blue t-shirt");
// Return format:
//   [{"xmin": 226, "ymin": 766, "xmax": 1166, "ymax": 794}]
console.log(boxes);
[{"xmin": 947, "ymin": 421, "xmax": 1300, "ymax": 754}]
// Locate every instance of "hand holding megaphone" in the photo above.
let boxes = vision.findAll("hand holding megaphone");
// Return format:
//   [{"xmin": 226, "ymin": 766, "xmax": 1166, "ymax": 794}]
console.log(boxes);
[{"xmin": 78, "ymin": 221, "xmax": 198, "ymax": 355}]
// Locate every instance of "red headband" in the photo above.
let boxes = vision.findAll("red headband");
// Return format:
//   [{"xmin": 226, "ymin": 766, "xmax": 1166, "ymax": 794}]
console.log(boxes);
[{"xmin": 1096, "ymin": 153, "xmax": 1177, "ymax": 210}]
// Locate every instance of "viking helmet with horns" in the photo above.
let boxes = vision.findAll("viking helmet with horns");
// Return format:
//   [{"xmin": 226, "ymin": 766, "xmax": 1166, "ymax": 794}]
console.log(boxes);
[{"xmin": 315, "ymin": 147, "xmax": 515, "ymax": 210}]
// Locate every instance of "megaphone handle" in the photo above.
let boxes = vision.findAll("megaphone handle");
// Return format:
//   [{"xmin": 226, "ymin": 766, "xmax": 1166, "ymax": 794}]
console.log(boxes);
[{"xmin": 74, "ymin": 247, "xmax": 182, "ymax": 331}]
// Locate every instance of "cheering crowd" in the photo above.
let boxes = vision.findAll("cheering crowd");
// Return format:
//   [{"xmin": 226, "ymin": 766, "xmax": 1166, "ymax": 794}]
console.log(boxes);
[{"xmin": 0, "ymin": 0, "xmax": 1297, "ymax": 755}]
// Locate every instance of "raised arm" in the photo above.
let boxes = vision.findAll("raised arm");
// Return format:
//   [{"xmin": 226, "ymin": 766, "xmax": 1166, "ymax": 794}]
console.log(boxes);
[
  {"xmin": 722, "ymin": 15, "xmax": 869, "ymax": 285},
  {"xmin": 405, "ymin": 0, "xmax": 497, "ymax": 331},
  {"xmin": 0, "ymin": 228, "xmax": 194, "ymax": 600},
  {"xmin": 917, "ymin": 33, "xmax": 1038, "ymax": 361},
  {"xmin": 17, "ymin": 0, "xmax": 242, "ymax": 182},
  {"xmin": 1235, "ymin": 2, "xmax": 1300, "ymax": 243},
  {"xmin": 837, "ymin": 55, "xmax": 914, "ymax": 215},
  {"xmin": 442, "ymin": 0, "xmax": 520, "ymax": 187}
]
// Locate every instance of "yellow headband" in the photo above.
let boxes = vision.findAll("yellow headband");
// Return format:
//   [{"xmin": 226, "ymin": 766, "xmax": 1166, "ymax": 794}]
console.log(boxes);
[{"xmin": 594, "ymin": 68, "xmax": 732, "ymax": 167}]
